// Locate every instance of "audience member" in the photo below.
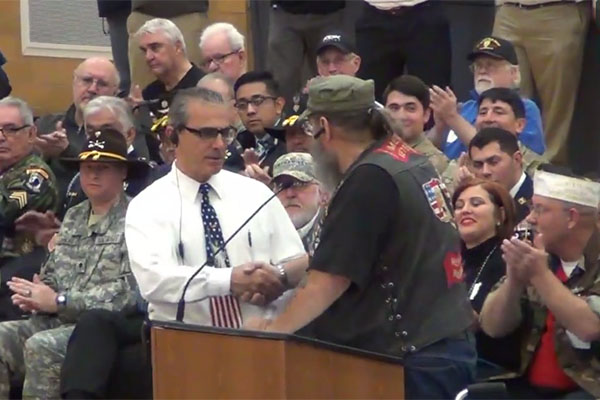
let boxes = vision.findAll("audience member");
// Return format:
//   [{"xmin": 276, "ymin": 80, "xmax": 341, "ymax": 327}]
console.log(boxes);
[
  {"xmin": 268, "ymin": 0, "xmax": 348, "ymax": 110},
  {"xmin": 383, "ymin": 75, "xmax": 449, "ymax": 176},
  {"xmin": 481, "ymin": 165, "xmax": 600, "ymax": 399},
  {"xmin": 96, "ymin": 0, "xmax": 131, "ymax": 95},
  {"xmin": 474, "ymin": 87, "xmax": 545, "ymax": 175},
  {"xmin": 131, "ymin": 18, "xmax": 205, "ymax": 164},
  {"xmin": 246, "ymin": 75, "xmax": 475, "ymax": 399},
  {"xmin": 453, "ymin": 179, "xmax": 522, "ymax": 377},
  {"xmin": 272, "ymin": 153, "xmax": 327, "ymax": 255},
  {"xmin": 315, "ymin": 31, "xmax": 361, "ymax": 78},
  {"xmin": 493, "ymin": 1, "xmax": 590, "ymax": 164},
  {"xmin": 0, "ymin": 97, "xmax": 59, "ymax": 320},
  {"xmin": 430, "ymin": 36, "xmax": 545, "ymax": 160},
  {"xmin": 199, "ymin": 23, "xmax": 247, "ymax": 82},
  {"xmin": 0, "ymin": 129, "xmax": 139, "ymax": 398},
  {"xmin": 36, "ymin": 57, "xmax": 119, "ymax": 207},
  {"xmin": 468, "ymin": 128, "xmax": 532, "ymax": 222},
  {"xmin": 234, "ymin": 71, "xmax": 287, "ymax": 180},
  {"xmin": 127, "ymin": 0, "xmax": 209, "ymax": 88},
  {"xmin": 356, "ymin": 0, "xmax": 451, "ymax": 100},
  {"xmin": 126, "ymin": 87, "xmax": 306, "ymax": 325}
]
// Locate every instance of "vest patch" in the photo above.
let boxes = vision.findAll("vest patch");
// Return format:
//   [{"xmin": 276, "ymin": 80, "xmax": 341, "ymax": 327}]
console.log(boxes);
[
  {"xmin": 443, "ymin": 251, "xmax": 464, "ymax": 287},
  {"xmin": 422, "ymin": 178, "xmax": 452, "ymax": 223},
  {"xmin": 374, "ymin": 136, "xmax": 417, "ymax": 163}
]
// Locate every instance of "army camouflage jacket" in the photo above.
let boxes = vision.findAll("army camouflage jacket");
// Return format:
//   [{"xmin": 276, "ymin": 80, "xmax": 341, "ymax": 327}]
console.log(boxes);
[
  {"xmin": 40, "ymin": 193, "xmax": 136, "ymax": 322},
  {"xmin": 0, "ymin": 153, "xmax": 58, "ymax": 258},
  {"xmin": 409, "ymin": 135, "xmax": 450, "ymax": 178},
  {"xmin": 490, "ymin": 252, "xmax": 600, "ymax": 397}
]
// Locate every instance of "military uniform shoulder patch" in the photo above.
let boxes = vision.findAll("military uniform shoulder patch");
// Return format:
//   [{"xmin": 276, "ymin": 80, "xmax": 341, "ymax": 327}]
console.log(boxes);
[
  {"xmin": 24, "ymin": 169, "xmax": 48, "ymax": 194},
  {"xmin": 9, "ymin": 191, "xmax": 27, "ymax": 209},
  {"xmin": 422, "ymin": 178, "xmax": 453, "ymax": 223}
]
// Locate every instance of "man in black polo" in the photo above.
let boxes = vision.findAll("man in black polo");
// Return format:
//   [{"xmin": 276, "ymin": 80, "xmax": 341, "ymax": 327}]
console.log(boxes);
[{"xmin": 246, "ymin": 75, "xmax": 475, "ymax": 399}]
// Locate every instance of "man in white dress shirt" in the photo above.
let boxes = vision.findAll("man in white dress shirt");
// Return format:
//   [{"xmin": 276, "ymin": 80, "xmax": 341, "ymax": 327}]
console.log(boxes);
[{"xmin": 126, "ymin": 86, "xmax": 306, "ymax": 325}]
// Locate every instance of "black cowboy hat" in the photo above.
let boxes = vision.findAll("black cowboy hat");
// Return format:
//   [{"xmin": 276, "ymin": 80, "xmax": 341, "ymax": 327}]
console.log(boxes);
[{"xmin": 61, "ymin": 128, "xmax": 150, "ymax": 180}]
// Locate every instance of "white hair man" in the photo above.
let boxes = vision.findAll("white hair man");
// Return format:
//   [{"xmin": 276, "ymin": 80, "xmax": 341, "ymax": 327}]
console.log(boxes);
[
  {"xmin": 427, "ymin": 36, "xmax": 545, "ymax": 162},
  {"xmin": 127, "ymin": 0, "xmax": 209, "ymax": 88},
  {"xmin": 272, "ymin": 153, "xmax": 328, "ymax": 255},
  {"xmin": 199, "ymin": 22, "xmax": 247, "ymax": 82},
  {"xmin": 481, "ymin": 165, "xmax": 600, "ymax": 399}
]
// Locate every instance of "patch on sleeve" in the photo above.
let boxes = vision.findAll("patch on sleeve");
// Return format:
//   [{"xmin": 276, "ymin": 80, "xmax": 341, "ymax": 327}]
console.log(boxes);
[
  {"xmin": 24, "ymin": 171, "xmax": 47, "ymax": 194},
  {"xmin": 374, "ymin": 136, "xmax": 418, "ymax": 162},
  {"xmin": 9, "ymin": 191, "xmax": 27, "ymax": 209},
  {"xmin": 443, "ymin": 251, "xmax": 464, "ymax": 287},
  {"xmin": 422, "ymin": 178, "xmax": 453, "ymax": 223}
]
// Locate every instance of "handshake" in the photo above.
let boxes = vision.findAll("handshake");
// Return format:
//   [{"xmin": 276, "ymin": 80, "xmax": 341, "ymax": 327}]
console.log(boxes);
[{"xmin": 231, "ymin": 261, "xmax": 287, "ymax": 306}]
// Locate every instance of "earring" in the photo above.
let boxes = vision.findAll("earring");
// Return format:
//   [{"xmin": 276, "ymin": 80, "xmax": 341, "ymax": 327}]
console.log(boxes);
[{"xmin": 496, "ymin": 221, "xmax": 501, "ymax": 226}]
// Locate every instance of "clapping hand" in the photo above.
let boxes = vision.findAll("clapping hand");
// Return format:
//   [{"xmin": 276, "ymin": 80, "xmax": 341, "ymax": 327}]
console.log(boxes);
[
  {"xmin": 15, "ymin": 210, "xmax": 60, "ymax": 249},
  {"xmin": 8, "ymin": 274, "xmax": 58, "ymax": 314},
  {"xmin": 501, "ymin": 234, "xmax": 549, "ymax": 285},
  {"xmin": 34, "ymin": 121, "xmax": 69, "ymax": 158}
]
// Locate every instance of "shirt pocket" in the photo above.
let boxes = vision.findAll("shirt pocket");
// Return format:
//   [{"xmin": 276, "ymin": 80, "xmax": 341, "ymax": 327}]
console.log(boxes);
[{"xmin": 83, "ymin": 233, "xmax": 128, "ymax": 287}]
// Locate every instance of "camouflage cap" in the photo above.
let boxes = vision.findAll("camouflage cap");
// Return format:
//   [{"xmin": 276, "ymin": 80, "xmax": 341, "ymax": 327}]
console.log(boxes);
[
  {"xmin": 272, "ymin": 153, "xmax": 318, "ymax": 183},
  {"xmin": 300, "ymin": 75, "xmax": 375, "ymax": 124}
]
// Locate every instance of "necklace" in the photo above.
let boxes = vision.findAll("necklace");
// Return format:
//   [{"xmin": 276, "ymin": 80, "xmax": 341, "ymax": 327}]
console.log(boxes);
[{"xmin": 467, "ymin": 244, "xmax": 498, "ymax": 298}]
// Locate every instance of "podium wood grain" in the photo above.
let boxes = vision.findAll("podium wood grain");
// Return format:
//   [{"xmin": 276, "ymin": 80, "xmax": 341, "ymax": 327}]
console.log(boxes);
[{"xmin": 152, "ymin": 326, "xmax": 404, "ymax": 399}]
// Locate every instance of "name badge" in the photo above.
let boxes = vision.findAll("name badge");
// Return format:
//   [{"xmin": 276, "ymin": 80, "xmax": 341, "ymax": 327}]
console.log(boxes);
[
  {"xmin": 566, "ymin": 330, "xmax": 591, "ymax": 349},
  {"xmin": 470, "ymin": 282, "xmax": 482, "ymax": 301}
]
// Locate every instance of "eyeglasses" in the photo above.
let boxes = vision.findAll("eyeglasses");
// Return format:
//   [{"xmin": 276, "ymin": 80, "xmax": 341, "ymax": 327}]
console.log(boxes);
[
  {"xmin": 469, "ymin": 60, "xmax": 509, "ymax": 73},
  {"xmin": 182, "ymin": 125, "xmax": 237, "ymax": 144},
  {"xmin": 201, "ymin": 50, "xmax": 240, "ymax": 69},
  {"xmin": 0, "ymin": 125, "xmax": 29, "ymax": 137},
  {"xmin": 234, "ymin": 95, "xmax": 277, "ymax": 111},
  {"xmin": 272, "ymin": 180, "xmax": 313, "ymax": 192},
  {"xmin": 75, "ymin": 75, "xmax": 113, "ymax": 90}
]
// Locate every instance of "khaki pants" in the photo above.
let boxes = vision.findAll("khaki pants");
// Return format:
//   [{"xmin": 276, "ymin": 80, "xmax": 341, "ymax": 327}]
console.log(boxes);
[
  {"xmin": 493, "ymin": 2, "xmax": 590, "ymax": 164},
  {"xmin": 127, "ymin": 11, "xmax": 209, "ymax": 89}
]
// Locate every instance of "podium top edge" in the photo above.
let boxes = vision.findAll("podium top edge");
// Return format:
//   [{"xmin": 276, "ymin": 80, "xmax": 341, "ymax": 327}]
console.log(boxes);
[{"xmin": 151, "ymin": 320, "xmax": 404, "ymax": 365}]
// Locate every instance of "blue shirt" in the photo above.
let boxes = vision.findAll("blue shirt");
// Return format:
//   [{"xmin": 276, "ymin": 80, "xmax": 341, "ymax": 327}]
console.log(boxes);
[{"xmin": 443, "ymin": 90, "xmax": 546, "ymax": 160}]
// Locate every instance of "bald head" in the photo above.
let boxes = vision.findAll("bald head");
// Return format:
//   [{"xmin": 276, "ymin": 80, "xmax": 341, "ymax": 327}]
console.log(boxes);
[{"xmin": 72, "ymin": 57, "xmax": 120, "ymax": 112}]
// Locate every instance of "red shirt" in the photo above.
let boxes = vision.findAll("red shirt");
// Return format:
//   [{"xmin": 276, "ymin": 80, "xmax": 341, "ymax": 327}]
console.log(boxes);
[{"xmin": 527, "ymin": 266, "xmax": 577, "ymax": 390}]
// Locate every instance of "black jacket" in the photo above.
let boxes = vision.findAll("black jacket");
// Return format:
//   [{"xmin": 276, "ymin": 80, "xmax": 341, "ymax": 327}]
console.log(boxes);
[{"xmin": 97, "ymin": 0, "xmax": 131, "ymax": 17}]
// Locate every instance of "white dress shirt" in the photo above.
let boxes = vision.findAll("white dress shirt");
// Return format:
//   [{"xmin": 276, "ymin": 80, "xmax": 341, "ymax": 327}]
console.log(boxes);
[
  {"xmin": 509, "ymin": 171, "xmax": 527, "ymax": 198},
  {"xmin": 125, "ymin": 165, "xmax": 305, "ymax": 325}
]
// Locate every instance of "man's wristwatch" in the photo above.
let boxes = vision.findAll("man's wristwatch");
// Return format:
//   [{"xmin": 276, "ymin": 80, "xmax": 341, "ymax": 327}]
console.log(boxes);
[
  {"xmin": 275, "ymin": 264, "xmax": 289, "ymax": 288},
  {"xmin": 56, "ymin": 294, "xmax": 67, "ymax": 310}
]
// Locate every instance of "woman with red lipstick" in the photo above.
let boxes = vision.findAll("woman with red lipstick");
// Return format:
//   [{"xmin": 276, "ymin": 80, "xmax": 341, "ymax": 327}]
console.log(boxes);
[{"xmin": 453, "ymin": 178, "xmax": 520, "ymax": 376}]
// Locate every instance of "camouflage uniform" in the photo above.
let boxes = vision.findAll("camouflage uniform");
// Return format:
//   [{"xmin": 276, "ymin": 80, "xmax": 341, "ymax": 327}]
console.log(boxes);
[
  {"xmin": 408, "ymin": 135, "xmax": 450, "ymax": 178},
  {"xmin": 0, "ymin": 193, "xmax": 136, "ymax": 399},
  {"xmin": 489, "ymin": 253, "xmax": 600, "ymax": 397},
  {"xmin": 0, "ymin": 153, "xmax": 58, "ymax": 259}
]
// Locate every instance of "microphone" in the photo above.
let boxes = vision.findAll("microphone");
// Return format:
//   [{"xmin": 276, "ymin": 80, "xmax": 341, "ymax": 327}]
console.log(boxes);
[{"xmin": 175, "ymin": 180, "xmax": 294, "ymax": 322}]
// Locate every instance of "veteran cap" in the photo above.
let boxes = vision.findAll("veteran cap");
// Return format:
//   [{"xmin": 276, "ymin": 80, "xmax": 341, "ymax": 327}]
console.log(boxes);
[
  {"xmin": 468, "ymin": 36, "xmax": 518, "ymax": 65},
  {"xmin": 316, "ymin": 31, "xmax": 357, "ymax": 56},
  {"xmin": 534, "ymin": 169, "xmax": 600, "ymax": 209},
  {"xmin": 300, "ymin": 75, "xmax": 376, "ymax": 126},
  {"xmin": 272, "ymin": 153, "xmax": 318, "ymax": 183}
]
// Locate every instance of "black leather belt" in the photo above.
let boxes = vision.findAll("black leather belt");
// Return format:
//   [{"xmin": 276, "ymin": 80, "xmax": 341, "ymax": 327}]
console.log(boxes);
[{"xmin": 504, "ymin": 1, "xmax": 573, "ymax": 10}]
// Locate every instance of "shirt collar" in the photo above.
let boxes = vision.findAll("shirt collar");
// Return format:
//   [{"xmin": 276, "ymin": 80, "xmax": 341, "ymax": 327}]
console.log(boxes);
[
  {"xmin": 127, "ymin": 144, "xmax": 134, "ymax": 155},
  {"xmin": 172, "ymin": 162, "xmax": 224, "ymax": 201},
  {"xmin": 510, "ymin": 172, "xmax": 527, "ymax": 198}
]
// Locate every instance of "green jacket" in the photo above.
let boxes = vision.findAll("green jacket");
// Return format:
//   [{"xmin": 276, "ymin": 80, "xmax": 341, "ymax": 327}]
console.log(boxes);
[{"xmin": 0, "ymin": 153, "xmax": 58, "ymax": 258}]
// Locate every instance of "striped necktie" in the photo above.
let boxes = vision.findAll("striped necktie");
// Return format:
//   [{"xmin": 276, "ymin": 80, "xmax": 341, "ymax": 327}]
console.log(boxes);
[{"xmin": 199, "ymin": 183, "xmax": 242, "ymax": 328}]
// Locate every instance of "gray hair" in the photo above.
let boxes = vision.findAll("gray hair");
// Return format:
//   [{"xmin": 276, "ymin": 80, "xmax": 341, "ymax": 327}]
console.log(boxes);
[
  {"xmin": 135, "ymin": 18, "xmax": 186, "ymax": 55},
  {"xmin": 83, "ymin": 96, "xmax": 134, "ymax": 132},
  {"xmin": 197, "ymin": 72, "xmax": 235, "ymax": 101},
  {"xmin": 0, "ymin": 97, "xmax": 34, "ymax": 126},
  {"xmin": 199, "ymin": 22, "xmax": 245, "ymax": 52},
  {"xmin": 169, "ymin": 87, "xmax": 225, "ymax": 129}
]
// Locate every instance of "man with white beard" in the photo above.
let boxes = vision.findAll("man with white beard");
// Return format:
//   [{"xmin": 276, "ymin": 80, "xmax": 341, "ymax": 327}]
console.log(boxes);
[
  {"xmin": 427, "ymin": 36, "xmax": 545, "ymax": 161},
  {"xmin": 272, "ymin": 153, "xmax": 327, "ymax": 256}
]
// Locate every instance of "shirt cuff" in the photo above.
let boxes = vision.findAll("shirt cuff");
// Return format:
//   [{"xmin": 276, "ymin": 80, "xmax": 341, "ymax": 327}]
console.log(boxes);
[
  {"xmin": 187, "ymin": 267, "xmax": 232, "ymax": 301},
  {"xmin": 587, "ymin": 295, "xmax": 600, "ymax": 317}
]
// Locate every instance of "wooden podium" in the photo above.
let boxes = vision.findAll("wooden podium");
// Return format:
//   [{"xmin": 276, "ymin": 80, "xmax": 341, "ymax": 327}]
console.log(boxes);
[{"xmin": 151, "ymin": 322, "xmax": 404, "ymax": 399}]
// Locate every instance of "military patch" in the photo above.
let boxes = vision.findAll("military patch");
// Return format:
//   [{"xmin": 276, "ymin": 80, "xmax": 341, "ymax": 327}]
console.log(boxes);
[
  {"xmin": 517, "ymin": 197, "xmax": 527, "ymax": 205},
  {"xmin": 9, "ymin": 191, "xmax": 27, "ymax": 209},
  {"xmin": 443, "ymin": 251, "xmax": 464, "ymax": 287},
  {"xmin": 25, "ymin": 168, "xmax": 49, "ymax": 180},
  {"xmin": 25, "ymin": 171, "xmax": 46, "ymax": 193},
  {"xmin": 374, "ymin": 136, "xmax": 417, "ymax": 163},
  {"xmin": 422, "ymin": 178, "xmax": 453, "ymax": 223}
]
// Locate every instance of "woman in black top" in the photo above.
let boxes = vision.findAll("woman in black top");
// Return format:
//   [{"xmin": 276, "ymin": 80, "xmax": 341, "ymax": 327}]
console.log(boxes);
[{"xmin": 453, "ymin": 179, "xmax": 521, "ymax": 375}]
